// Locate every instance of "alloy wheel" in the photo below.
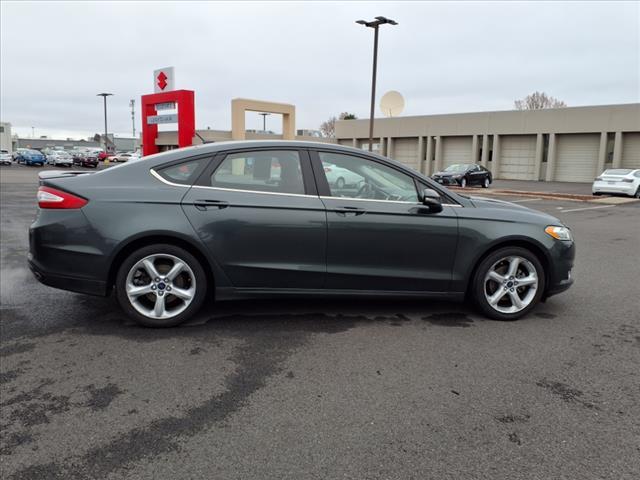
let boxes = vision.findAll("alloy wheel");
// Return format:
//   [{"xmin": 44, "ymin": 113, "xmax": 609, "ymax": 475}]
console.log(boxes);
[
  {"xmin": 125, "ymin": 253, "xmax": 196, "ymax": 320},
  {"xmin": 460, "ymin": 178, "xmax": 467, "ymax": 188},
  {"xmin": 483, "ymin": 255, "xmax": 539, "ymax": 314}
]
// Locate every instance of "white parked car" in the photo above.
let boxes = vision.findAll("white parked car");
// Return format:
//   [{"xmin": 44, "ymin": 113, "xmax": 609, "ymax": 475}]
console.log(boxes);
[
  {"xmin": 46, "ymin": 151, "xmax": 73, "ymax": 167},
  {"xmin": 0, "ymin": 149, "xmax": 12, "ymax": 165},
  {"xmin": 111, "ymin": 152, "xmax": 140, "ymax": 162},
  {"xmin": 323, "ymin": 163, "xmax": 364, "ymax": 189},
  {"xmin": 592, "ymin": 169, "xmax": 640, "ymax": 198}
]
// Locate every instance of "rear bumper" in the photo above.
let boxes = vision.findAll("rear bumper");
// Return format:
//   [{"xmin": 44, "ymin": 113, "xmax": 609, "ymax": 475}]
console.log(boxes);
[
  {"xmin": 592, "ymin": 181, "xmax": 636, "ymax": 196},
  {"xmin": 29, "ymin": 257, "xmax": 108, "ymax": 296}
]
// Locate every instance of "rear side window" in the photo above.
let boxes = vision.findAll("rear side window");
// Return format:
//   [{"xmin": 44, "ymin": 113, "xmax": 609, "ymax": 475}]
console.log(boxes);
[
  {"xmin": 210, "ymin": 150, "xmax": 305, "ymax": 195},
  {"xmin": 156, "ymin": 158, "xmax": 206, "ymax": 185}
]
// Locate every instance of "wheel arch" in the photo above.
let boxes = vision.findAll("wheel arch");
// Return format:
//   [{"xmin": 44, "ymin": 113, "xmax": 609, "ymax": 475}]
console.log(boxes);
[
  {"xmin": 464, "ymin": 238, "xmax": 551, "ymax": 298},
  {"xmin": 107, "ymin": 233, "xmax": 218, "ymax": 297}
]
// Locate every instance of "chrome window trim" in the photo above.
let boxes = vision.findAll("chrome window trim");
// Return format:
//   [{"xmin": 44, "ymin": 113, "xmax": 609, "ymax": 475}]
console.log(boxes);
[
  {"xmin": 151, "ymin": 169, "xmax": 464, "ymax": 205},
  {"xmin": 150, "ymin": 169, "xmax": 189, "ymax": 188},
  {"xmin": 191, "ymin": 184, "xmax": 317, "ymax": 198}
]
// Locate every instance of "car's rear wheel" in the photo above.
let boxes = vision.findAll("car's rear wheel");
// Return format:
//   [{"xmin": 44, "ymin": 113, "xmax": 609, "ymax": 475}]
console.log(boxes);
[
  {"xmin": 472, "ymin": 246, "xmax": 545, "ymax": 321},
  {"xmin": 115, "ymin": 244, "xmax": 207, "ymax": 327}
]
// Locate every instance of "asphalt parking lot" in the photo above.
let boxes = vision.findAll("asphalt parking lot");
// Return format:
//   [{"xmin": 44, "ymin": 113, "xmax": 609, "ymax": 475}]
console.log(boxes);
[{"xmin": 1, "ymin": 165, "xmax": 639, "ymax": 480}]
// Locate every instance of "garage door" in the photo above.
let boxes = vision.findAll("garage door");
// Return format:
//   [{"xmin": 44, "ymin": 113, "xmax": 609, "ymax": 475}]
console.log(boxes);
[
  {"xmin": 622, "ymin": 132, "xmax": 640, "ymax": 170},
  {"xmin": 393, "ymin": 138, "xmax": 419, "ymax": 172},
  {"xmin": 338, "ymin": 139, "xmax": 353, "ymax": 147},
  {"xmin": 442, "ymin": 136, "xmax": 472, "ymax": 168},
  {"xmin": 555, "ymin": 134, "xmax": 600, "ymax": 182},
  {"xmin": 499, "ymin": 135, "xmax": 537, "ymax": 180}
]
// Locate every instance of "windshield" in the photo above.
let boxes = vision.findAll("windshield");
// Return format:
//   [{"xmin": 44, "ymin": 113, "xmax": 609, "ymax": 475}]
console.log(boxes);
[{"xmin": 444, "ymin": 164, "xmax": 471, "ymax": 173}]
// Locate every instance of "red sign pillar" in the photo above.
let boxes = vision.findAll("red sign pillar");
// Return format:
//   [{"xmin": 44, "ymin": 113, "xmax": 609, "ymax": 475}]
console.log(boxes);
[{"xmin": 141, "ymin": 89, "xmax": 195, "ymax": 156}]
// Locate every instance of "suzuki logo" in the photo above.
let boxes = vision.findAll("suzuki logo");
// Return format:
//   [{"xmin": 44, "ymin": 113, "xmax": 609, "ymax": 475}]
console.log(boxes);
[{"xmin": 157, "ymin": 72, "xmax": 168, "ymax": 90}]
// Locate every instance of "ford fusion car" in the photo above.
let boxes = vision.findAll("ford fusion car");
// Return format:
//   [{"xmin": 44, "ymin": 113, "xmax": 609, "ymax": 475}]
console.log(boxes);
[{"xmin": 29, "ymin": 141, "xmax": 574, "ymax": 327}]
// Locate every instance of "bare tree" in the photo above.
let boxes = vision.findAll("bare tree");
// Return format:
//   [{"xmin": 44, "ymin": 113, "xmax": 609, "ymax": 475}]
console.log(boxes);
[
  {"xmin": 514, "ymin": 91, "xmax": 567, "ymax": 110},
  {"xmin": 320, "ymin": 112, "xmax": 358, "ymax": 137}
]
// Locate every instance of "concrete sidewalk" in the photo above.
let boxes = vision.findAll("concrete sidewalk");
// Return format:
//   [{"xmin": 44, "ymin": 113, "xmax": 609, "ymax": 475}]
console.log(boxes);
[{"xmin": 491, "ymin": 179, "xmax": 593, "ymax": 195}]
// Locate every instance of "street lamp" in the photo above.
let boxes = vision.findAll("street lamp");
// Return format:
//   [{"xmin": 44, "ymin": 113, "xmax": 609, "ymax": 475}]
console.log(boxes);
[
  {"xmin": 258, "ymin": 112, "xmax": 270, "ymax": 132},
  {"xmin": 355, "ymin": 16, "xmax": 397, "ymax": 152},
  {"xmin": 97, "ymin": 93, "xmax": 113, "ymax": 153}
]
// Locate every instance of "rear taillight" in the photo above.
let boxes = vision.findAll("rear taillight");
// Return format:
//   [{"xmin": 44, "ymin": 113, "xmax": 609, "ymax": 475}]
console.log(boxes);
[
  {"xmin": 622, "ymin": 178, "xmax": 633, "ymax": 183},
  {"xmin": 37, "ymin": 186, "xmax": 88, "ymax": 209}
]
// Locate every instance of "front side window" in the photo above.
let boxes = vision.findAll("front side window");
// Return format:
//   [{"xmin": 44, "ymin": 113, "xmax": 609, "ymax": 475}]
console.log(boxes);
[
  {"xmin": 211, "ymin": 150, "xmax": 305, "ymax": 195},
  {"xmin": 318, "ymin": 152, "xmax": 418, "ymax": 202}
]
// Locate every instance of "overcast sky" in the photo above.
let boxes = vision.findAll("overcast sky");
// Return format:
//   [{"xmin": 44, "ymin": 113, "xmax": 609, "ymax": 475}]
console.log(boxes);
[{"xmin": 1, "ymin": 1, "xmax": 638, "ymax": 140}]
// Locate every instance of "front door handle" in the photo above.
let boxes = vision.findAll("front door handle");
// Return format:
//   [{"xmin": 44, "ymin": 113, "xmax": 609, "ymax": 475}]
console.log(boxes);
[
  {"xmin": 194, "ymin": 199, "xmax": 229, "ymax": 210},
  {"xmin": 334, "ymin": 206, "xmax": 366, "ymax": 216}
]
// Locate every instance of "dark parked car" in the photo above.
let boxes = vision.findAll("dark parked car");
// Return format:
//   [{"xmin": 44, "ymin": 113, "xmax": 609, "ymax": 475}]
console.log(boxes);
[
  {"xmin": 69, "ymin": 151, "xmax": 97, "ymax": 168},
  {"xmin": 432, "ymin": 163, "xmax": 492, "ymax": 188},
  {"xmin": 14, "ymin": 148, "xmax": 46, "ymax": 166},
  {"xmin": 29, "ymin": 141, "xmax": 574, "ymax": 327}
]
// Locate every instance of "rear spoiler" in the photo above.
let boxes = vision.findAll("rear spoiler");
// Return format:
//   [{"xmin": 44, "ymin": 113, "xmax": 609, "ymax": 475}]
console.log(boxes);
[{"xmin": 38, "ymin": 170, "xmax": 95, "ymax": 185}]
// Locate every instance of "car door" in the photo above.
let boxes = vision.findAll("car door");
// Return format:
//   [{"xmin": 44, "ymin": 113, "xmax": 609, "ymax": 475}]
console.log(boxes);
[
  {"xmin": 468, "ymin": 165, "xmax": 483, "ymax": 185},
  {"xmin": 181, "ymin": 148, "xmax": 327, "ymax": 289},
  {"xmin": 311, "ymin": 150, "xmax": 459, "ymax": 292}
]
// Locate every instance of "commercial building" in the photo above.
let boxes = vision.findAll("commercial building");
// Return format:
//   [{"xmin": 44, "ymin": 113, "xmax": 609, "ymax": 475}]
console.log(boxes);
[
  {"xmin": 335, "ymin": 103, "xmax": 640, "ymax": 182},
  {"xmin": 0, "ymin": 122, "xmax": 12, "ymax": 153}
]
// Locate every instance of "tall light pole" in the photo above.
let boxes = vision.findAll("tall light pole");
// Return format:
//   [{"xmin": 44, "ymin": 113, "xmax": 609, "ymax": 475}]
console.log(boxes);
[
  {"xmin": 356, "ymin": 16, "xmax": 397, "ymax": 152},
  {"xmin": 130, "ymin": 99, "xmax": 136, "ymax": 140},
  {"xmin": 97, "ymin": 93, "xmax": 113, "ymax": 153},
  {"xmin": 259, "ymin": 112, "xmax": 270, "ymax": 132}
]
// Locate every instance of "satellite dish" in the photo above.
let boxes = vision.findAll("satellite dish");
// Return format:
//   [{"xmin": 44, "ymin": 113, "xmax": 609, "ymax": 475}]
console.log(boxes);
[{"xmin": 380, "ymin": 90, "xmax": 405, "ymax": 117}]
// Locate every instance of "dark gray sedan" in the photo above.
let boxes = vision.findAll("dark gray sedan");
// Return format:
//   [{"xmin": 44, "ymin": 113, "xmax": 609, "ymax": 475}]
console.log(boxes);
[{"xmin": 29, "ymin": 141, "xmax": 574, "ymax": 327}]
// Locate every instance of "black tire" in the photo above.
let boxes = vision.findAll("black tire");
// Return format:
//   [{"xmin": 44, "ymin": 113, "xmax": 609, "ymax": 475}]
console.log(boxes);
[
  {"xmin": 635, "ymin": 186, "xmax": 640, "ymax": 198},
  {"xmin": 471, "ymin": 246, "xmax": 546, "ymax": 321},
  {"xmin": 335, "ymin": 177, "xmax": 346, "ymax": 189},
  {"xmin": 459, "ymin": 177, "xmax": 467, "ymax": 188},
  {"xmin": 482, "ymin": 177, "xmax": 490, "ymax": 188},
  {"xmin": 115, "ymin": 244, "xmax": 208, "ymax": 327}
]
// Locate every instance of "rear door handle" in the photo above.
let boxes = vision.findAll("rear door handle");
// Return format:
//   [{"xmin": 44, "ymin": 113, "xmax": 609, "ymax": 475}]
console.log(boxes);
[
  {"xmin": 333, "ymin": 206, "xmax": 366, "ymax": 216},
  {"xmin": 194, "ymin": 199, "xmax": 229, "ymax": 210}
]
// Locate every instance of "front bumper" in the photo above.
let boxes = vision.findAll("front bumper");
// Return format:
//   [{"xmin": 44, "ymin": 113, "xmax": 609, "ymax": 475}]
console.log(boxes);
[
  {"xmin": 544, "ymin": 240, "xmax": 575, "ymax": 299},
  {"xmin": 432, "ymin": 176, "xmax": 461, "ymax": 186}
]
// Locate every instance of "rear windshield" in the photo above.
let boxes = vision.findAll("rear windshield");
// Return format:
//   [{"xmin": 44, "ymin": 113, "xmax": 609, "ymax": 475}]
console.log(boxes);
[{"xmin": 603, "ymin": 169, "xmax": 632, "ymax": 176}]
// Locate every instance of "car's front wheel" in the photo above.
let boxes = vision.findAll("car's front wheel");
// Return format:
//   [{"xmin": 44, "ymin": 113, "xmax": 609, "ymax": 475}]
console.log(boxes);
[
  {"xmin": 472, "ymin": 246, "xmax": 545, "ymax": 321},
  {"xmin": 115, "ymin": 244, "xmax": 207, "ymax": 327},
  {"xmin": 482, "ymin": 177, "xmax": 491, "ymax": 188},
  {"xmin": 459, "ymin": 177, "xmax": 467, "ymax": 188}
]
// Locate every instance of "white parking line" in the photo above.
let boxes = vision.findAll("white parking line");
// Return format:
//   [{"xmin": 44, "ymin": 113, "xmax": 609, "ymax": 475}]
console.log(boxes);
[
  {"xmin": 511, "ymin": 198, "xmax": 543, "ymax": 203},
  {"xmin": 559, "ymin": 204, "xmax": 616, "ymax": 213}
]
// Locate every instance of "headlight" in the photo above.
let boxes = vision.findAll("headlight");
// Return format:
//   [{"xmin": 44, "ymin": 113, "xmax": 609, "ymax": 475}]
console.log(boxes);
[{"xmin": 545, "ymin": 225, "xmax": 573, "ymax": 241}]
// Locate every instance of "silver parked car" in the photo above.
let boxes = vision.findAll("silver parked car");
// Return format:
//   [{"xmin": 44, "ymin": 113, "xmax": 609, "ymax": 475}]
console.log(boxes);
[
  {"xmin": 46, "ymin": 150, "xmax": 74, "ymax": 167},
  {"xmin": 0, "ymin": 149, "xmax": 12, "ymax": 165},
  {"xmin": 592, "ymin": 169, "xmax": 640, "ymax": 197}
]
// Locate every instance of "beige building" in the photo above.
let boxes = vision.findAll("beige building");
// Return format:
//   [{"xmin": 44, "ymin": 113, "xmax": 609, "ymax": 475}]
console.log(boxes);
[
  {"xmin": 154, "ymin": 98, "xmax": 334, "ymax": 151},
  {"xmin": 335, "ymin": 103, "xmax": 640, "ymax": 182}
]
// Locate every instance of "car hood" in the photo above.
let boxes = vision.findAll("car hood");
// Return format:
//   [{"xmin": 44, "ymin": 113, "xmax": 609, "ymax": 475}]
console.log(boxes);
[{"xmin": 468, "ymin": 195, "xmax": 563, "ymax": 225}]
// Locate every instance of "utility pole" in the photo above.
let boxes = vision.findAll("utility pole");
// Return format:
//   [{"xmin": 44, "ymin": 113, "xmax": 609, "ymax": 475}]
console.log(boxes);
[
  {"xmin": 130, "ymin": 99, "xmax": 136, "ymax": 140},
  {"xmin": 356, "ymin": 16, "xmax": 397, "ymax": 151},
  {"xmin": 97, "ymin": 93, "xmax": 113, "ymax": 153}
]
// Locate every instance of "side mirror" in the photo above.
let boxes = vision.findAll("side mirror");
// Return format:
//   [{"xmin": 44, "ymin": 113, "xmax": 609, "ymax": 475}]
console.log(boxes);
[{"xmin": 421, "ymin": 188, "xmax": 443, "ymax": 213}]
